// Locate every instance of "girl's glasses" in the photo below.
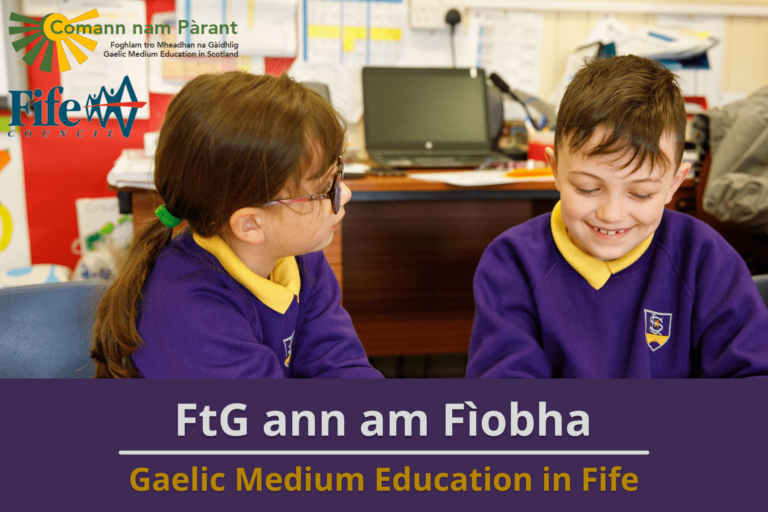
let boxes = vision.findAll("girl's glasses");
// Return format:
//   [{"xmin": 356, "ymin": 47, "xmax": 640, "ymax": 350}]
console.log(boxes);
[{"xmin": 262, "ymin": 156, "xmax": 344, "ymax": 215}]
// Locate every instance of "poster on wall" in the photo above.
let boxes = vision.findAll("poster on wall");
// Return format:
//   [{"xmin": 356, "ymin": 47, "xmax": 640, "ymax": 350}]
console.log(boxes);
[{"xmin": 0, "ymin": 118, "xmax": 31, "ymax": 273}]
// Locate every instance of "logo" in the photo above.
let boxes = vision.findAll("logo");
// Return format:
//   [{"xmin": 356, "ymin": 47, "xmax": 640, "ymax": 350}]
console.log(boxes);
[
  {"xmin": 8, "ymin": 76, "xmax": 146, "ymax": 138},
  {"xmin": 8, "ymin": 9, "xmax": 99, "ymax": 72},
  {"xmin": 282, "ymin": 331, "xmax": 295, "ymax": 368},
  {"xmin": 84, "ymin": 76, "xmax": 146, "ymax": 137},
  {"xmin": 644, "ymin": 310, "xmax": 673, "ymax": 351}
]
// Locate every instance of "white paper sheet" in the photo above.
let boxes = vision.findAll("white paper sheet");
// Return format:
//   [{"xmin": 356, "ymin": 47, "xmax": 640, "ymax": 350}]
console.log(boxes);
[
  {"xmin": 585, "ymin": 13, "xmax": 632, "ymax": 47},
  {"xmin": 177, "ymin": 0, "xmax": 297, "ymax": 57},
  {"xmin": 21, "ymin": 0, "xmax": 58, "ymax": 17},
  {"xmin": 0, "ymin": 123, "xmax": 31, "ymax": 272},
  {"xmin": 409, "ymin": 170, "xmax": 553, "ymax": 187},
  {"xmin": 58, "ymin": 0, "xmax": 150, "ymax": 120},
  {"xmin": 106, "ymin": 148, "xmax": 154, "ymax": 189},
  {"xmin": 288, "ymin": 61, "xmax": 363, "ymax": 122},
  {"xmin": 655, "ymin": 14, "xmax": 725, "ymax": 107},
  {"xmin": 0, "ymin": 7, "xmax": 10, "ymax": 97},
  {"xmin": 148, "ymin": 11, "xmax": 264, "ymax": 95},
  {"xmin": 300, "ymin": 0, "xmax": 408, "ymax": 66},
  {"xmin": 466, "ymin": 10, "xmax": 544, "ymax": 96}
]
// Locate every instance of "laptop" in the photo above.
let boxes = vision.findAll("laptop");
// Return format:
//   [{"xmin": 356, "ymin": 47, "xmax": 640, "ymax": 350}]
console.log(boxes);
[{"xmin": 362, "ymin": 67, "xmax": 510, "ymax": 168}]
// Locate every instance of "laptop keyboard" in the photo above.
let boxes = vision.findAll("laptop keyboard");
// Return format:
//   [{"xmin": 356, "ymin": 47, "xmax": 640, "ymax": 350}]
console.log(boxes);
[{"xmin": 374, "ymin": 151, "xmax": 507, "ymax": 168}]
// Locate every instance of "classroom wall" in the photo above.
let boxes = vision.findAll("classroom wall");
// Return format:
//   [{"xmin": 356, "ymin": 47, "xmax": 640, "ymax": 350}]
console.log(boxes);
[
  {"xmin": 7, "ymin": 0, "xmax": 768, "ymax": 269},
  {"xmin": 534, "ymin": 0, "xmax": 768, "ymax": 100}
]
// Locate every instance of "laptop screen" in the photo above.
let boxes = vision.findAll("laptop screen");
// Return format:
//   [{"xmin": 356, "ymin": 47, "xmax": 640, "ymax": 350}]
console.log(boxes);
[{"xmin": 362, "ymin": 67, "xmax": 490, "ymax": 151}]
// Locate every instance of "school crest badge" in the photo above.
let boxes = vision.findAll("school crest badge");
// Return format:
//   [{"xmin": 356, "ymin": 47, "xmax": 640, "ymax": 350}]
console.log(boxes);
[
  {"xmin": 282, "ymin": 331, "xmax": 295, "ymax": 367},
  {"xmin": 644, "ymin": 310, "xmax": 672, "ymax": 351}
]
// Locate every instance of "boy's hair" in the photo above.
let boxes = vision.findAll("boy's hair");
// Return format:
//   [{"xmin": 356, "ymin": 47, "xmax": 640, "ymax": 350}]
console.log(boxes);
[
  {"xmin": 91, "ymin": 72, "xmax": 346, "ymax": 378},
  {"xmin": 555, "ymin": 55, "xmax": 686, "ymax": 173}
]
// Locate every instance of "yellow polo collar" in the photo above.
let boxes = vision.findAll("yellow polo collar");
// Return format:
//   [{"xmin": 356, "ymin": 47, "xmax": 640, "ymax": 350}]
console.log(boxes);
[
  {"xmin": 550, "ymin": 201, "xmax": 653, "ymax": 290},
  {"xmin": 193, "ymin": 234, "xmax": 300, "ymax": 314}
]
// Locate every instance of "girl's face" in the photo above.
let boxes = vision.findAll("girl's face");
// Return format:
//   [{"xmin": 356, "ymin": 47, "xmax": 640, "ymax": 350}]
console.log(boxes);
[{"xmin": 266, "ymin": 158, "xmax": 351, "ymax": 257}]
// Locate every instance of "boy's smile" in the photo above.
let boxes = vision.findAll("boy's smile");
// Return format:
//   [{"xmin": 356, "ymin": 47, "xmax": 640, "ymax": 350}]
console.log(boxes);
[{"xmin": 546, "ymin": 129, "xmax": 689, "ymax": 261}]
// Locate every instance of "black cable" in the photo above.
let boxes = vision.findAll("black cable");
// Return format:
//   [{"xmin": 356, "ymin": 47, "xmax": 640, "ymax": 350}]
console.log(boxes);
[
  {"xmin": 450, "ymin": 26, "xmax": 456, "ymax": 68},
  {"xmin": 445, "ymin": 9, "xmax": 461, "ymax": 69},
  {"xmin": 489, "ymin": 72, "xmax": 539, "ymax": 128}
]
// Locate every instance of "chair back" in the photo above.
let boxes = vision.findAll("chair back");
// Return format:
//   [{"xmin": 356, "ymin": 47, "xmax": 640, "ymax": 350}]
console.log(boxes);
[
  {"xmin": 753, "ymin": 274, "xmax": 768, "ymax": 308},
  {"xmin": 0, "ymin": 282, "xmax": 104, "ymax": 378}
]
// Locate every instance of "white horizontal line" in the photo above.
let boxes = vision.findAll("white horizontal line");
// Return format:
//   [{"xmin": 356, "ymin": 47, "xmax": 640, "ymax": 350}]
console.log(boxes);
[
  {"xmin": 119, "ymin": 450, "xmax": 649, "ymax": 456},
  {"xmin": 468, "ymin": 1, "xmax": 768, "ymax": 17}
]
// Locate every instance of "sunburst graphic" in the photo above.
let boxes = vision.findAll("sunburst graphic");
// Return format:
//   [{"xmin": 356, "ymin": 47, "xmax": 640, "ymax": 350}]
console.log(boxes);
[{"xmin": 8, "ymin": 9, "xmax": 99, "ymax": 72}]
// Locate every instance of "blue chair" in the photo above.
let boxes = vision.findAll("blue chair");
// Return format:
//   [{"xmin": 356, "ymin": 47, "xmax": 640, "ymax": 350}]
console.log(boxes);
[
  {"xmin": 0, "ymin": 282, "xmax": 104, "ymax": 378},
  {"xmin": 754, "ymin": 274, "xmax": 768, "ymax": 308}
]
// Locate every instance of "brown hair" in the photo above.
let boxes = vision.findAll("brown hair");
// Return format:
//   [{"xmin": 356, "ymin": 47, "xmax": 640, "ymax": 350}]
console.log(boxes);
[
  {"xmin": 91, "ymin": 72, "xmax": 346, "ymax": 378},
  {"xmin": 554, "ymin": 55, "xmax": 686, "ymax": 174}
]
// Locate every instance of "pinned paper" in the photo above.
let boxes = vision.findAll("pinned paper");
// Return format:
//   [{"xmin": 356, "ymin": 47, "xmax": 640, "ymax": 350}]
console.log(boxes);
[
  {"xmin": 301, "ymin": 0, "xmax": 407, "ymax": 66},
  {"xmin": 0, "ymin": 118, "xmax": 31, "ymax": 271}
]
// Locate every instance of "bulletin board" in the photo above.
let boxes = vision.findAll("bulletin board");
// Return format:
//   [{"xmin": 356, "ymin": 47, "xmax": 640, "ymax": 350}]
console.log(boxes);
[{"xmin": 8, "ymin": 0, "xmax": 294, "ymax": 269}]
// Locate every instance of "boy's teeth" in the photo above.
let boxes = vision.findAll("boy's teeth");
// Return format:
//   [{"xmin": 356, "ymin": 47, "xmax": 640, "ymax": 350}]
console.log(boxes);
[{"xmin": 593, "ymin": 226, "xmax": 625, "ymax": 235}]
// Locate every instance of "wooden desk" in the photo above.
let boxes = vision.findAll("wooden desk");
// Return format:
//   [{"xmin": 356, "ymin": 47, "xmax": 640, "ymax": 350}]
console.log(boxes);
[{"xmin": 120, "ymin": 173, "xmax": 695, "ymax": 357}]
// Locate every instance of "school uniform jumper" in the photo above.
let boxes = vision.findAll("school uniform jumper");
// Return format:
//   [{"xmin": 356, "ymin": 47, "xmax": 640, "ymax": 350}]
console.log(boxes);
[
  {"xmin": 133, "ymin": 231, "xmax": 383, "ymax": 378},
  {"xmin": 467, "ymin": 202, "xmax": 768, "ymax": 378}
]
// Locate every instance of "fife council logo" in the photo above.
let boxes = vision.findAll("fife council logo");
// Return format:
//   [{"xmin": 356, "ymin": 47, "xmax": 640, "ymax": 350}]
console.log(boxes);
[
  {"xmin": 7, "ymin": 9, "xmax": 99, "ymax": 72},
  {"xmin": 8, "ymin": 76, "xmax": 146, "ymax": 139}
]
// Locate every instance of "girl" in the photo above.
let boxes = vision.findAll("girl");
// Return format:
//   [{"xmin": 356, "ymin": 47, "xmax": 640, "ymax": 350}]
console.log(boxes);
[{"xmin": 91, "ymin": 72, "xmax": 382, "ymax": 379}]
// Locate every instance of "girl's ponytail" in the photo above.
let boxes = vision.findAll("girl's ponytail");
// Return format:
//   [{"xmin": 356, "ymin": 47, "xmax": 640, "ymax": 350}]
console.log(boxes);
[
  {"xmin": 91, "ymin": 218, "xmax": 172, "ymax": 378},
  {"xmin": 90, "ymin": 71, "xmax": 347, "ymax": 377}
]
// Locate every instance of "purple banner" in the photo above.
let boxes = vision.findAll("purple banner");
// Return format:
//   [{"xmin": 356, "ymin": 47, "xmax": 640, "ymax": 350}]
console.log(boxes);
[{"xmin": 1, "ymin": 380, "xmax": 766, "ymax": 511}]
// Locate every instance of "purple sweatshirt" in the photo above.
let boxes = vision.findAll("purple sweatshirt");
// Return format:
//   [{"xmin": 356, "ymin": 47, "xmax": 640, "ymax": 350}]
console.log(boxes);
[
  {"xmin": 467, "ymin": 206, "xmax": 768, "ymax": 378},
  {"xmin": 133, "ymin": 231, "xmax": 382, "ymax": 378}
]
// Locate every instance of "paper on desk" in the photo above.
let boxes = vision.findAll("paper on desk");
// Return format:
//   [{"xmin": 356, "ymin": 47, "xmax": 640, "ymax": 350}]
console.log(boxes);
[
  {"xmin": 106, "ymin": 149, "xmax": 155, "ymax": 189},
  {"xmin": 466, "ymin": 10, "xmax": 544, "ymax": 96},
  {"xmin": 409, "ymin": 171, "xmax": 554, "ymax": 187},
  {"xmin": 59, "ymin": 0, "xmax": 149, "ymax": 120},
  {"xmin": 343, "ymin": 163, "xmax": 369, "ymax": 174}
]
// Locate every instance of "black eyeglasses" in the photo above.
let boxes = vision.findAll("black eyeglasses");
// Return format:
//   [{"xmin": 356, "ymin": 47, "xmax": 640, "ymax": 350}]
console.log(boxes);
[{"xmin": 262, "ymin": 156, "xmax": 344, "ymax": 215}]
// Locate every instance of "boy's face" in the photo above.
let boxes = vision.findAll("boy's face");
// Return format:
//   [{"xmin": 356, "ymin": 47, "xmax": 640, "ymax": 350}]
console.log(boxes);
[{"xmin": 546, "ymin": 129, "xmax": 689, "ymax": 261}]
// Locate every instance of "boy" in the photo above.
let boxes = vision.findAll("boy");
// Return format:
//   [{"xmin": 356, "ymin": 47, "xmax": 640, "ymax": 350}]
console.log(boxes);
[{"xmin": 466, "ymin": 55, "xmax": 768, "ymax": 378}]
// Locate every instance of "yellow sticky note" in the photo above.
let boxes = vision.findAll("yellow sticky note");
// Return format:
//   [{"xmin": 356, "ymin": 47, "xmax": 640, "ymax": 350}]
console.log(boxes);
[
  {"xmin": 370, "ymin": 28, "xmax": 401, "ymax": 41},
  {"xmin": 308, "ymin": 25, "xmax": 341, "ymax": 38}
]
